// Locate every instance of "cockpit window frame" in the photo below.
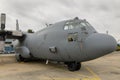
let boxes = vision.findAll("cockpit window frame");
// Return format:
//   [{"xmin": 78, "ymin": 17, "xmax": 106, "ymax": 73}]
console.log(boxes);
[{"xmin": 64, "ymin": 20, "xmax": 89, "ymax": 30}]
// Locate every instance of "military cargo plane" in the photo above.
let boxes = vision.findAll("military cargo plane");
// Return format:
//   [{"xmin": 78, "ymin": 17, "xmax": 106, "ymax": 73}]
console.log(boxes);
[{"xmin": 0, "ymin": 13, "xmax": 117, "ymax": 71}]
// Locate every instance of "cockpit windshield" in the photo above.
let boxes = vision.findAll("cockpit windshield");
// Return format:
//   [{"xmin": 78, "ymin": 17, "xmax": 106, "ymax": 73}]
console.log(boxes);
[{"xmin": 64, "ymin": 20, "xmax": 92, "ymax": 30}]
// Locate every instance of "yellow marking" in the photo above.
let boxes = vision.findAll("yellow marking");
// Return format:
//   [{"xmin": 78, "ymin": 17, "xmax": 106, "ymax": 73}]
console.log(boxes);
[
  {"xmin": 68, "ymin": 71, "xmax": 90, "ymax": 78},
  {"xmin": 20, "ymin": 62, "xmax": 24, "ymax": 64},
  {"xmin": 85, "ymin": 67, "xmax": 101, "ymax": 80},
  {"xmin": 51, "ymin": 66, "xmax": 101, "ymax": 80},
  {"xmin": 82, "ymin": 77, "xmax": 100, "ymax": 80},
  {"xmin": 54, "ymin": 65, "xmax": 100, "ymax": 79},
  {"xmin": 54, "ymin": 67, "xmax": 90, "ymax": 78}
]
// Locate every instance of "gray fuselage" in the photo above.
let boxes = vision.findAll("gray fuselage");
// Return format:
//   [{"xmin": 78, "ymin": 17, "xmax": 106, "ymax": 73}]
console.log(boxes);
[{"xmin": 16, "ymin": 19, "xmax": 117, "ymax": 62}]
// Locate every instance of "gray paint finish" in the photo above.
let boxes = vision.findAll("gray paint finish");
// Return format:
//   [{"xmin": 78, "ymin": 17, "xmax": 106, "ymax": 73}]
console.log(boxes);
[
  {"xmin": 1, "ymin": 13, "xmax": 117, "ymax": 71},
  {"xmin": 15, "ymin": 18, "xmax": 117, "ymax": 62}
]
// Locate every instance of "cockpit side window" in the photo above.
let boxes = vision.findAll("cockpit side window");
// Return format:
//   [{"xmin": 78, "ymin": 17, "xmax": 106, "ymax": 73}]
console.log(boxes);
[
  {"xmin": 69, "ymin": 25, "xmax": 74, "ymax": 29},
  {"xmin": 85, "ymin": 22, "xmax": 92, "ymax": 27},
  {"xmin": 81, "ymin": 23, "xmax": 86, "ymax": 27},
  {"xmin": 64, "ymin": 25, "xmax": 69, "ymax": 30}
]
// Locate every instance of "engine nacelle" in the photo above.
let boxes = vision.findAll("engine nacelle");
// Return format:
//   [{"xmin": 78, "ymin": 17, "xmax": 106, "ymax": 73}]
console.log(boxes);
[{"xmin": 15, "ymin": 46, "xmax": 31, "ymax": 58}]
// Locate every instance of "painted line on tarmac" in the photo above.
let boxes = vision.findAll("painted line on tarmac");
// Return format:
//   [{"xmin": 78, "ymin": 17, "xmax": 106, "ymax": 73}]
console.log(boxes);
[
  {"xmin": 51, "ymin": 66, "xmax": 101, "ymax": 80},
  {"xmin": 85, "ymin": 66, "xmax": 101, "ymax": 80},
  {"xmin": 58, "ymin": 68, "xmax": 91, "ymax": 78},
  {"xmin": 68, "ymin": 71, "xmax": 90, "ymax": 78}
]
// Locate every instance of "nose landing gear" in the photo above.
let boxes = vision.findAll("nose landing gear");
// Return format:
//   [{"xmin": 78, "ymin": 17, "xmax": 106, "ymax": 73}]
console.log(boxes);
[{"xmin": 65, "ymin": 62, "xmax": 81, "ymax": 71}]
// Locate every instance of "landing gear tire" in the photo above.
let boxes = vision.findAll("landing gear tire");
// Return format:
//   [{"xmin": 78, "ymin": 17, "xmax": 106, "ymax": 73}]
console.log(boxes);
[
  {"xmin": 15, "ymin": 54, "xmax": 25, "ymax": 62},
  {"xmin": 67, "ymin": 62, "xmax": 81, "ymax": 71}
]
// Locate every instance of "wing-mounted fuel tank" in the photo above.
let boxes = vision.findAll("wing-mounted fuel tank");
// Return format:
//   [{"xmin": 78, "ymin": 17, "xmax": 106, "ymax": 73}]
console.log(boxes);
[{"xmin": 15, "ymin": 46, "xmax": 31, "ymax": 58}]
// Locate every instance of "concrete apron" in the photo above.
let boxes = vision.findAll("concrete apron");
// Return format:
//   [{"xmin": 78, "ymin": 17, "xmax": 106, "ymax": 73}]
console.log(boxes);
[{"xmin": 0, "ymin": 54, "xmax": 16, "ymax": 64}]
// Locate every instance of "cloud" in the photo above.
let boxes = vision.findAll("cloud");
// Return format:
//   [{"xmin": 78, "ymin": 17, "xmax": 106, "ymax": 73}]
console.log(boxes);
[{"xmin": 0, "ymin": 0, "xmax": 120, "ymax": 40}]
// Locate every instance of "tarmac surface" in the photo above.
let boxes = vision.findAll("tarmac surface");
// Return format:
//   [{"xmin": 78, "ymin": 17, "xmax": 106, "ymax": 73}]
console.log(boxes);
[{"xmin": 0, "ymin": 51, "xmax": 120, "ymax": 80}]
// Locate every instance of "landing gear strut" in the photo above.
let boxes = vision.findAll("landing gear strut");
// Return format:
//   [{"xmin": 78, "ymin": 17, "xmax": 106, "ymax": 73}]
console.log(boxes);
[{"xmin": 66, "ymin": 62, "xmax": 81, "ymax": 71}]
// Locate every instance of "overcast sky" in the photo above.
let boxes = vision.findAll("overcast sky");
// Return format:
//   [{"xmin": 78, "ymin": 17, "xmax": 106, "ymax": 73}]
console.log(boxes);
[{"xmin": 0, "ymin": 0, "xmax": 120, "ymax": 40}]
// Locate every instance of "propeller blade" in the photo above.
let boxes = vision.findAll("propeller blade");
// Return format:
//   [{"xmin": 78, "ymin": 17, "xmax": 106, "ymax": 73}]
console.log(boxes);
[
  {"xmin": 16, "ymin": 19, "xmax": 19, "ymax": 31},
  {"xmin": 1, "ymin": 13, "xmax": 6, "ymax": 30}
]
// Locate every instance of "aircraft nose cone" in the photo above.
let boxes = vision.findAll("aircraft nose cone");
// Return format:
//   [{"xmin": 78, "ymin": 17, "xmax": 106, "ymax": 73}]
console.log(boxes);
[{"xmin": 84, "ymin": 33, "xmax": 117, "ymax": 60}]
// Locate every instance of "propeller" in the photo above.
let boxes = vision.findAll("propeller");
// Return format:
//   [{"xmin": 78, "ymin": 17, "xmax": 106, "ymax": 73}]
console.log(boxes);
[
  {"xmin": 1, "ymin": 13, "xmax": 6, "ymax": 30},
  {"xmin": 0, "ymin": 13, "xmax": 24, "ymax": 41},
  {"xmin": 0, "ymin": 13, "xmax": 6, "ymax": 41}
]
